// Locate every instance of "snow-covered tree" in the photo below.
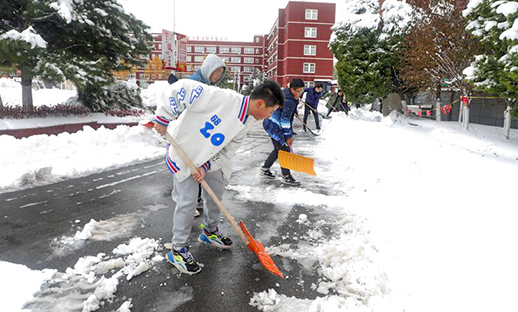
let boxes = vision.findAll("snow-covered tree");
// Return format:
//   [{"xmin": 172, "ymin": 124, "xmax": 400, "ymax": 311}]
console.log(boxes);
[
  {"xmin": 330, "ymin": 0, "xmax": 415, "ymax": 105},
  {"xmin": 0, "ymin": 0, "xmax": 152, "ymax": 112},
  {"xmin": 463, "ymin": 0, "xmax": 518, "ymax": 138}
]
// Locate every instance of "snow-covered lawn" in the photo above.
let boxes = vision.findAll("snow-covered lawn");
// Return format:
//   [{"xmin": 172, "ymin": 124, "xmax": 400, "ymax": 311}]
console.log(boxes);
[{"xmin": 1, "ymin": 104, "xmax": 518, "ymax": 311}]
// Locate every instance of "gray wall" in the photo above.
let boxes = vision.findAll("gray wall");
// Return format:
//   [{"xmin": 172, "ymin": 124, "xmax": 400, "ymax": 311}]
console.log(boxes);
[{"xmin": 430, "ymin": 91, "xmax": 518, "ymax": 129}]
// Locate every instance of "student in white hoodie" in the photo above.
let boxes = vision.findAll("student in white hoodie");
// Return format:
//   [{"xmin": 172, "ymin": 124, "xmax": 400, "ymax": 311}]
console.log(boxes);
[
  {"xmin": 188, "ymin": 54, "xmax": 227, "ymax": 217},
  {"xmin": 154, "ymin": 80, "xmax": 284, "ymax": 275}
]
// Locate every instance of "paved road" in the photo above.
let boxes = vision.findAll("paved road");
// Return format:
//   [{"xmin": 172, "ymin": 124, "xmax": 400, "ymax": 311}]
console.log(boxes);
[{"xmin": 0, "ymin": 121, "xmax": 327, "ymax": 312}]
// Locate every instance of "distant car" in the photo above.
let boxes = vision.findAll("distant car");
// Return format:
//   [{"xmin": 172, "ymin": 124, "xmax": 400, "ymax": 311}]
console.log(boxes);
[{"xmin": 407, "ymin": 104, "xmax": 433, "ymax": 116}]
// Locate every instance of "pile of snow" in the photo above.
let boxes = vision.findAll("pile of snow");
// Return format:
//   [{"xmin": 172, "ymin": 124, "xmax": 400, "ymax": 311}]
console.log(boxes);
[
  {"xmin": 140, "ymin": 81, "xmax": 170, "ymax": 108},
  {"xmin": 8, "ymin": 235, "xmax": 161, "ymax": 312},
  {"xmin": 0, "ymin": 262, "xmax": 56, "ymax": 312},
  {"xmin": 232, "ymin": 108, "xmax": 518, "ymax": 311},
  {"xmin": 0, "ymin": 125, "xmax": 165, "ymax": 192}
]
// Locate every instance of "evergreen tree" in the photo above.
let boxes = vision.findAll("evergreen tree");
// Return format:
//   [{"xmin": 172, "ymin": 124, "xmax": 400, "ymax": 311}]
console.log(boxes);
[
  {"xmin": 463, "ymin": 0, "xmax": 518, "ymax": 137},
  {"xmin": 0, "ymin": 0, "xmax": 152, "ymax": 112},
  {"xmin": 330, "ymin": 0, "xmax": 415, "ymax": 104}
]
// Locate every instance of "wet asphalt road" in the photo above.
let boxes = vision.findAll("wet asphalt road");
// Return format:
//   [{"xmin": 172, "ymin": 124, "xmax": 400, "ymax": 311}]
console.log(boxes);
[{"xmin": 0, "ymin": 121, "xmax": 329, "ymax": 312}]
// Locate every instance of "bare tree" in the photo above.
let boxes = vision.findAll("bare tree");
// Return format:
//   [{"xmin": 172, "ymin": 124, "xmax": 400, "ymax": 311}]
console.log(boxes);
[{"xmin": 400, "ymin": 0, "xmax": 480, "ymax": 126}]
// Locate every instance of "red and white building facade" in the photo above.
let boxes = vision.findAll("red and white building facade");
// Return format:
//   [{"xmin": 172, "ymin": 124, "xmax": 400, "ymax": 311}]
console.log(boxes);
[
  {"xmin": 180, "ymin": 35, "xmax": 264, "ymax": 87},
  {"xmin": 265, "ymin": 1, "xmax": 335, "ymax": 88},
  {"xmin": 134, "ymin": 1, "xmax": 335, "ymax": 89}
]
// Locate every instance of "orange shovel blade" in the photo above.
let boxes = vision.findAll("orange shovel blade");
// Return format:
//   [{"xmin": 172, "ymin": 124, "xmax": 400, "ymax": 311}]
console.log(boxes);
[
  {"xmin": 278, "ymin": 150, "xmax": 316, "ymax": 176},
  {"xmin": 239, "ymin": 221, "xmax": 283, "ymax": 278}
]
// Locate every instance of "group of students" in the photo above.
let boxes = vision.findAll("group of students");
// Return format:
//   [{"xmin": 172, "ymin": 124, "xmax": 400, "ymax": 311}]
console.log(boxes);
[{"xmin": 152, "ymin": 54, "xmax": 345, "ymax": 275}]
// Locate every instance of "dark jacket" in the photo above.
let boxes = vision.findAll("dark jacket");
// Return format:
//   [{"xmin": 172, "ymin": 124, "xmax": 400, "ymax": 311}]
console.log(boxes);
[
  {"xmin": 326, "ymin": 92, "xmax": 344, "ymax": 109},
  {"xmin": 263, "ymin": 88, "xmax": 298, "ymax": 145},
  {"xmin": 303, "ymin": 87, "xmax": 322, "ymax": 108}
]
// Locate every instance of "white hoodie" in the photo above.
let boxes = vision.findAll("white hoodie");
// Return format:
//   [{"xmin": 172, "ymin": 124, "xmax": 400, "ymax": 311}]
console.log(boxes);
[{"xmin": 155, "ymin": 79, "xmax": 257, "ymax": 182}]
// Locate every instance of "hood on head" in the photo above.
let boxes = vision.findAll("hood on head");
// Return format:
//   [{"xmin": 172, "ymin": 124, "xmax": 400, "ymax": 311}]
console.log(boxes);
[{"xmin": 200, "ymin": 54, "xmax": 227, "ymax": 85}]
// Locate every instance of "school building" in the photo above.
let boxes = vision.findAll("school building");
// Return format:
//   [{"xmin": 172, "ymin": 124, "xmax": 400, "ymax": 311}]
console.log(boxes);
[
  {"xmin": 264, "ymin": 1, "xmax": 336, "ymax": 89},
  {"xmin": 131, "ymin": 1, "xmax": 336, "ymax": 90}
]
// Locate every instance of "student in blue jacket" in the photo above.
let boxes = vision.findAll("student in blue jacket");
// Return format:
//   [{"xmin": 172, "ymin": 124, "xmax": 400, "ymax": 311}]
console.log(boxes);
[
  {"xmin": 261, "ymin": 78, "xmax": 305, "ymax": 186},
  {"xmin": 302, "ymin": 84, "xmax": 323, "ymax": 132}
]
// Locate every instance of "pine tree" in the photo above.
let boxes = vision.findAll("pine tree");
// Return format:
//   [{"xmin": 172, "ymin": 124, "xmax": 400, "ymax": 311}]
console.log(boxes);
[
  {"xmin": 330, "ymin": 0, "xmax": 415, "ymax": 105},
  {"xmin": 0, "ymin": 0, "xmax": 152, "ymax": 112},
  {"xmin": 463, "ymin": 0, "xmax": 518, "ymax": 138}
]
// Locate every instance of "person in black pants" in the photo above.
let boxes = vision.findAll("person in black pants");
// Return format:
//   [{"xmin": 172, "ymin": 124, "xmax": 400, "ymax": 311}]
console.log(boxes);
[
  {"xmin": 261, "ymin": 78, "xmax": 305, "ymax": 186},
  {"xmin": 302, "ymin": 84, "xmax": 323, "ymax": 131}
]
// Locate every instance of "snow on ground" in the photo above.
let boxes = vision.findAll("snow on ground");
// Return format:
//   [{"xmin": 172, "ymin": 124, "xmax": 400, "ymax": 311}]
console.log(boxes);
[
  {"xmin": 237, "ymin": 109, "xmax": 518, "ymax": 312},
  {"xmin": 9, "ymin": 237, "xmax": 161, "ymax": 312},
  {"xmin": 1, "ymin": 85, "xmax": 518, "ymax": 311},
  {"xmin": 0, "ymin": 262, "xmax": 56, "ymax": 312},
  {"xmin": 0, "ymin": 80, "xmax": 76, "ymax": 108},
  {"xmin": 0, "ymin": 125, "xmax": 165, "ymax": 193}
]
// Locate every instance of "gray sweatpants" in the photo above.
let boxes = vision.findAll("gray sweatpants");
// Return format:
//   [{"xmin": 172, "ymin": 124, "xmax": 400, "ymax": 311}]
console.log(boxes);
[{"xmin": 171, "ymin": 169, "xmax": 226, "ymax": 248}]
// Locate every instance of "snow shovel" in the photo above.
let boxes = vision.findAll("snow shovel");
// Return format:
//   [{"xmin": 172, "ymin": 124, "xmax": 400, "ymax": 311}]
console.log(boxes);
[
  {"xmin": 295, "ymin": 115, "xmax": 320, "ymax": 136},
  {"xmin": 164, "ymin": 133, "xmax": 283, "ymax": 278},
  {"xmin": 301, "ymin": 100, "xmax": 331, "ymax": 119},
  {"xmin": 278, "ymin": 150, "xmax": 317, "ymax": 176}
]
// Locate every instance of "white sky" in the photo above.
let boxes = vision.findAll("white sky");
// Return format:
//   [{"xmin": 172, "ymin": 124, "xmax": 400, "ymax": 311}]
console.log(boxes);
[{"xmin": 120, "ymin": 0, "xmax": 340, "ymax": 41}]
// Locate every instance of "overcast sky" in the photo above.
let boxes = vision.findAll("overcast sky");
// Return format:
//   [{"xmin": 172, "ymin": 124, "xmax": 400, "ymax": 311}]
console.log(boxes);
[{"xmin": 120, "ymin": 0, "xmax": 341, "ymax": 41}]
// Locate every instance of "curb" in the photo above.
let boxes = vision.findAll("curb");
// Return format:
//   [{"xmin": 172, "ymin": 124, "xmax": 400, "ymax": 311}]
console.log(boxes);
[{"xmin": 0, "ymin": 122, "xmax": 139, "ymax": 139}]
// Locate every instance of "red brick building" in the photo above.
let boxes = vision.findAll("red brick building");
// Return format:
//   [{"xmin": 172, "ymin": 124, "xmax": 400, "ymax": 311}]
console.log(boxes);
[
  {"xmin": 133, "ymin": 1, "xmax": 335, "ymax": 90},
  {"xmin": 265, "ymin": 1, "xmax": 336, "ymax": 88},
  {"xmin": 181, "ymin": 36, "xmax": 264, "ymax": 89}
]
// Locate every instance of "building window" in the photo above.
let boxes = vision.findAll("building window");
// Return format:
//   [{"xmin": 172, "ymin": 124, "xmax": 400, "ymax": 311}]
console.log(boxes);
[
  {"xmin": 243, "ymin": 76, "xmax": 250, "ymax": 82},
  {"xmin": 305, "ymin": 9, "xmax": 318, "ymax": 20},
  {"xmin": 194, "ymin": 55, "xmax": 204, "ymax": 62},
  {"xmin": 220, "ymin": 47, "xmax": 230, "ymax": 53},
  {"xmin": 231, "ymin": 57, "xmax": 241, "ymax": 63},
  {"xmin": 157, "ymin": 44, "xmax": 162, "ymax": 50},
  {"xmin": 244, "ymin": 48, "xmax": 254, "ymax": 54},
  {"xmin": 222, "ymin": 57, "xmax": 230, "ymax": 63},
  {"xmin": 243, "ymin": 67, "xmax": 253, "ymax": 72},
  {"xmin": 255, "ymin": 37, "xmax": 260, "ymax": 43},
  {"xmin": 304, "ymin": 45, "xmax": 317, "ymax": 56},
  {"xmin": 186, "ymin": 56, "xmax": 191, "ymax": 62},
  {"xmin": 194, "ymin": 46, "xmax": 204, "ymax": 53},
  {"xmin": 244, "ymin": 57, "xmax": 254, "ymax": 64},
  {"xmin": 256, "ymin": 48, "xmax": 260, "ymax": 54},
  {"xmin": 206, "ymin": 46, "xmax": 216, "ymax": 53},
  {"xmin": 231, "ymin": 66, "xmax": 240, "ymax": 72},
  {"xmin": 187, "ymin": 46, "xmax": 192, "ymax": 52},
  {"xmin": 305, "ymin": 81, "xmax": 315, "ymax": 88},
  {"xmin": 231, "ymin": 47, "xmax": 241, "ymax": 54},
  {"xmin": 305, "ymin": 27, "xmax": 317, "ymax": 38},
  {"xmin": 303, "ymin": 63, "xmax": 316, "ymax": 73},
  {"xmin": 255, "ymin": 58, "xmax": 259, "ymax": 64}
]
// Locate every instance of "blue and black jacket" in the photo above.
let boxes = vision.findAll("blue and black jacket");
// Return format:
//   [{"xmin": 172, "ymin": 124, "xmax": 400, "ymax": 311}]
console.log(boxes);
[{"xmin": 263, "ymin": 88, "xmax": 298, "ymax": 146}]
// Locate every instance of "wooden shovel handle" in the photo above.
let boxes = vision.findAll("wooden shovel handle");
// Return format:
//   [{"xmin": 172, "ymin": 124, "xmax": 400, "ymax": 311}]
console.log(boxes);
[{"xmin": 164, "ymin": 133, "xmax": 249, "ymax": 244}]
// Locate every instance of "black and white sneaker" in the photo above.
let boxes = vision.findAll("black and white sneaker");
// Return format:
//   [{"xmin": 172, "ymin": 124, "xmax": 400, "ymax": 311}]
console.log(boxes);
[
  {"xmin": 260, "ymin": 167, "xmax": 275, "ymax": 179},
  {"xmin": 282, "ymin": 174, "xmax": 301, "ymax": 186}
]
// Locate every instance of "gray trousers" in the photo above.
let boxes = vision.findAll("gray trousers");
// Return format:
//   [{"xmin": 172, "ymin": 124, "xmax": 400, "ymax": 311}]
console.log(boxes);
[{"xmin": 171, "ymin": 169, "xmax": 226, "ymax": 248}]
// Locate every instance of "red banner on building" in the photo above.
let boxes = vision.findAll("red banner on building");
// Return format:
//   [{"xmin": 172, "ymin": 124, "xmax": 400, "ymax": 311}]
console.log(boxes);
[
  {"xmin": 162, "ymin": 30, "xmax": 176, "ymax": 69},
  {"xmin": 176, "ymin": 33, "xmax": 187, "ymax": 72}
]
